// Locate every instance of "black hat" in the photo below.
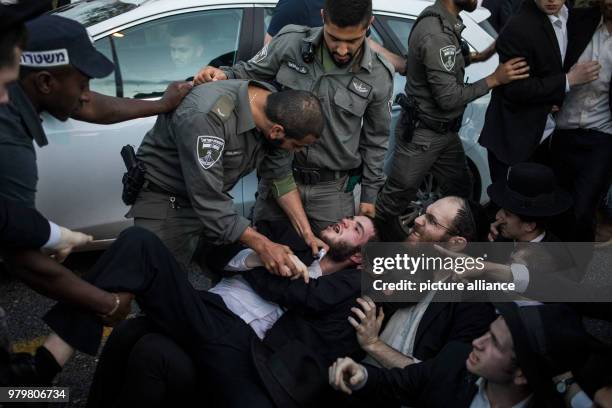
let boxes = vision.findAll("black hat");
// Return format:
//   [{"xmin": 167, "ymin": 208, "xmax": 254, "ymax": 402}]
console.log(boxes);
[
  {"xmin": 0, "ymin": 0, "xmax": 51, "ymax": 33},
  {"xmin": 21, "ymin": 15, "xmax": 114, "ymax": 79},
  {"xmin": 494, "ymin": 302, "xmax": 596, "ymax": 403},
  {"xmin": 487, "ymin": 163, "xmax": 572, "ymax": 217}
]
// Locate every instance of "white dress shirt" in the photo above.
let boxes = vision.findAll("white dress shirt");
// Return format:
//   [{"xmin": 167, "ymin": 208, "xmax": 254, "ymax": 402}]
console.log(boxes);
[
  {"xmin": 541, "ymin": 3, "xmax": 570, "ymax": 142},
  {"xmin": 210, "ymin": 248, "xmax": 322, "ymax": 339},
  {"xmin": 510, "ymin": 231, "xmax": 546, "ymax": 293},
  {"xmin": 557, "ymin": 18, "xmax": 612, "ymax": 135},
  {"xmin": 469, "ymin": 378, "xmax": 532, "ymax": 408}
]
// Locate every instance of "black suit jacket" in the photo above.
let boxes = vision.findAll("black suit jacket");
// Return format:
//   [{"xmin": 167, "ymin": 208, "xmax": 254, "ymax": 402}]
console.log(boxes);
[
  {"xmin": 479, "ymin": 0, "xmax": 568, "ymax": 165},
  {"xmin": 242, "ymin": 267, "xmax": 365, "ymax": 408},
  {"xmin": 411, "ymin": 300, "xmax": 495, "ymax": 361},
  {"xmin": 0, "ymin": 197, "xmax": 50, "ymax": 250},
  {"xmin": 565, "ymin": 5, "xmax": 611, "ymax": 112},
  {"xmin": 358, "ymin": 342, "xmax": 558, "ymax": 408}
]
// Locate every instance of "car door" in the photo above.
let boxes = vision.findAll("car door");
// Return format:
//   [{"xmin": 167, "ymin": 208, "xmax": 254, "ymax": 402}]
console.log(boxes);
[{"xmin": 37, "ymin": 6, "xmax": 253, "ymax": 240}]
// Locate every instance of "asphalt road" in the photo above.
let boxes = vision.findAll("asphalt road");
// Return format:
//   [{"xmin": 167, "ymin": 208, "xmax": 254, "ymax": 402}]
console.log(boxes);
[{"xmin": 1, "ymin": 246, "xmax": 611, "ymax": 407}]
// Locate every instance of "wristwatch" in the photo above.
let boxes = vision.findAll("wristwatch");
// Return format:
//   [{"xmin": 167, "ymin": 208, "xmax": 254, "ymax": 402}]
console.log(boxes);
[{"xmin": 555, "ymin": 377, "xmax": 576, "ymax": 394}]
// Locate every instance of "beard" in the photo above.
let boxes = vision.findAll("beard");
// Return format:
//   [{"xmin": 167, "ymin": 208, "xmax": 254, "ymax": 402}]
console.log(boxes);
[
  {"xmin": 454, "ymin": 0, "xmax": 477, "ymax": 12},
  {"xmin": 326, "ymin": 240, "xmax": 360, "ymax": 262}
]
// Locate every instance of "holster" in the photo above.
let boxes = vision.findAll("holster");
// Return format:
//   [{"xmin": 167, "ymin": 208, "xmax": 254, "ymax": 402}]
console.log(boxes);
[{"xmin": 120, "ymin": 145, "xmax": 146, "ymax": 205}]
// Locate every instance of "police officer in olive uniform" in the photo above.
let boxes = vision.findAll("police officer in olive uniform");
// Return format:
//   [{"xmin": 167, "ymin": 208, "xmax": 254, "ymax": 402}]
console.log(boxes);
[
  {"xmin": 195, "ymin": 0, "xmax": 394, "ymax": 235},
  {"xmin": 129, "ymin": 80, "xmax": 325, "ymax": 277},
  {"xmin": 374, "ymin": 0, "xmax": 530, "ymax": 239}
]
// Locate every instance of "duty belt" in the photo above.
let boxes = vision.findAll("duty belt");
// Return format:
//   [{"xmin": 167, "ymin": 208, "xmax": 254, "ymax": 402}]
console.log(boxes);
[
  {"xmin": 414, "ymin": 114, "xmax": 463, "ymax": 134},
  {"xmin": 146, "ymin": 181, "xmax": 192, "ymax": 209},
  {"xmin": 292, "ymin": 167, "xmax": 357, "ymax": 185}
]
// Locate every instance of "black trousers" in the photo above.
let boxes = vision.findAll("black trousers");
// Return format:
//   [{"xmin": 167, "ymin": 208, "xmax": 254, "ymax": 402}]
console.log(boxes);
[
  {"xmin": 87, "ymin": 317, "xmax": 197, "ymax": 408},
  {"xmin": 550, "ymin": 129, "xmax": 612, "ymax": 242},
  {"xmin": 44, "ymin": 227, "xmax": 274, "ymax": 408}
]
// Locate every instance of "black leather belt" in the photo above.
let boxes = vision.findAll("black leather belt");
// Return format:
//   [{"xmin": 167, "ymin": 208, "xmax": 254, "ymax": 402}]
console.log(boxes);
[
  {"xmin": 414, "ymin": 114, "xmax": 463, "ymax": 134},
  {"xmin": 293, "ymin": 167, "xmax": 354, "ymax": 185},
  {"xmin": 146, "ymin": 181, "xmax": 191, "ymax": 208}
]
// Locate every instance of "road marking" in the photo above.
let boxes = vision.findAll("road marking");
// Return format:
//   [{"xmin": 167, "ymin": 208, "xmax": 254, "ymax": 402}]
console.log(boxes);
[{"xmin": 11, "ymin": 327, "xmax": 113, "ymax": 354}]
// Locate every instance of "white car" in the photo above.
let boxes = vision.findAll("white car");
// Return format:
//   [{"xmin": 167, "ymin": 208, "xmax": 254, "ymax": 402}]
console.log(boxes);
[{"xmin": 39, "ymin": 0, "xmax": 497, "ymax": 247}]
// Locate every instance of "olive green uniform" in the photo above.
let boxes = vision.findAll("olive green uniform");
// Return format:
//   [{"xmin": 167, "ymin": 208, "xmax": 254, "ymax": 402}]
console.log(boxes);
[
  {"xmin": 222, "ymin": 25, "xmax": 394, "ymax": 233},
  {"xmin": 375, "ymin": 0, "xmax": 490, "ymax": 225},
  {"xmin": 127, "ymin": 80, "xmax": 293, "ymax": 268}
]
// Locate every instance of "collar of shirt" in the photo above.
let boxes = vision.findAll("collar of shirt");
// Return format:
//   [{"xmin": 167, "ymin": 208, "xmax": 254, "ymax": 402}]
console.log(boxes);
[
  {"xmin": 8, "ymin": 82, "xmax": 48, "ymax": 147},
  {"xmin": 305, "ymin": 26, "xmax": 374, "ymax": 73},
  {"xmin": 471, "ymin": 378, "xmax": 532, "ymax": 408},
  {"xmin": 432, "ymin": 0, "xmax": 465, "ymax": 36},
  {"xmin": 530, "ymin": 232, "xmax": 546, "ymax": 243},
  {"xmin": 235, "ymin": 80, "xmax": 277, "ymax": 134},
  {"xmin": 597, "ymin": 16, "xmax": 611, "ymax": 37},
  {"xmin": 546, "ymin": 4, "xmax": 569, "ymax": 27}
]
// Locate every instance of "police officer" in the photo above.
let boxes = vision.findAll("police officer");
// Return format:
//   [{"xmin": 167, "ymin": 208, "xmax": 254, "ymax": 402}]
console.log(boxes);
[
  {"xmin": 374, "ymin": 0, "xmax": 531, "ymax": 240},
  {"xmin": 130, "ymin": 80, "xmax": 325, "ymax": 278},
  {"xmin": 0, "ymin": 15, "xmax": 192, "ymax": 209},
  {"xmin": 194, "ymin": 0, "xmax": 393, "ymax": 235}
]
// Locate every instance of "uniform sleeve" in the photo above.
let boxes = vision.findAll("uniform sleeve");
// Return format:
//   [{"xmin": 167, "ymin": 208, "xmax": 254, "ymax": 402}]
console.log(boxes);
[
  {"xmin": 222, "ymin": 30, "xmax": 289, "ymax": 81},
  {"xmin": 171, "ymin": 109, "xmax": 251, "ymax": 245},
  {"xmin": 496, "ymin": 22, "xmax": 566, "ymax": 105},
  {"xmin": 257, "ymin": 146, "xmax": 296, "ymax": 197},
  {"xmin": 359, "ymin": 72, "xmax": 393, "ymax": 204},
  {"xmin": 419, "ymin": 32, "xmax": 489, "ymax": 112},
  {"xmin": 0, "ymin": 197, "xmax": 50, "ymax": 249}
]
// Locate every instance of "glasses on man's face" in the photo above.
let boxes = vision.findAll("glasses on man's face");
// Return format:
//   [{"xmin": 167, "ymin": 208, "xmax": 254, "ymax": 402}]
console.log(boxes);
[{"xmin": 420, "ymin": 209, "xmax": 457, "ymax": 235}]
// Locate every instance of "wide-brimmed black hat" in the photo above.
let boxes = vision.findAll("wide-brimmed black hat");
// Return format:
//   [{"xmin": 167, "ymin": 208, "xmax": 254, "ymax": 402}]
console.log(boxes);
[
  {"xmin": 488, "ymin": 163, "xmax": 572, "ymax": 217},
  {"xmin": 494, "ymin": 302, "xmax": 596, "ymax": 404}
]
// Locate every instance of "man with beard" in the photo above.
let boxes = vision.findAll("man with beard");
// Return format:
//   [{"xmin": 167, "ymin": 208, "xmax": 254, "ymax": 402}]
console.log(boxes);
[
  {"xmin": 375, "ymin": 0, "xmax": 531, "ymax": 241},
  {"xmin": 38, "ymin": 216, "xmax": 379, "ymax": 407},
  {"xmin": 194, "ymin": 0, "xmax": 393, "ymax": 235},
  {"xmin": 349, "ymin": 196, "xmax": 495, "ymax": 379}
]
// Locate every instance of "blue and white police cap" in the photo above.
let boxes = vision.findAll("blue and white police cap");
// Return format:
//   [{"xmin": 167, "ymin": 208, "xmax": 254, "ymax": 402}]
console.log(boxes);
[{"xmin": 21, "ymin": 14, "xmax": 114, "ymax": 79}]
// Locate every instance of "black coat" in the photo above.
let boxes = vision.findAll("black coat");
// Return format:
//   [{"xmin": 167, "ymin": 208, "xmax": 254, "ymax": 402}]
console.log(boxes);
[
  {"xmin": 357, "ymin": 341, "xmax": 559, "ymax": 407},
  {"xmin": 479, "ymin": 0, "xmax": 568, "ymax": 165},
  {"xmin": 0, "ymin": 197, "xmax": 50, "ymax": 250}
]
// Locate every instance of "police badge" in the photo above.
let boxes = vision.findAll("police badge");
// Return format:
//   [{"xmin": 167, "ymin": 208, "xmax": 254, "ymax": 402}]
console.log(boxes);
[
  {"xmin": 196, "ymin": 136, "xmax": 225, "ymax": 169},
  {"xmin": 439, "ymin": 45, "xmax": 457, "ymax": 72}
]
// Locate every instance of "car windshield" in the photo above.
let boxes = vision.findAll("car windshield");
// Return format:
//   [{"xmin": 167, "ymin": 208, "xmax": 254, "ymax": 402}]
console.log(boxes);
[{"xmin": 51, "ymin": 0, "xmax": 146, "ymax": 27}]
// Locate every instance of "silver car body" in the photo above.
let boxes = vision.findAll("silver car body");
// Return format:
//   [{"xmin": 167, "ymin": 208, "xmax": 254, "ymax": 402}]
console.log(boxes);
[{"xmin": 38, "ymin": 0, "xmax": 496, "ymax": 246}]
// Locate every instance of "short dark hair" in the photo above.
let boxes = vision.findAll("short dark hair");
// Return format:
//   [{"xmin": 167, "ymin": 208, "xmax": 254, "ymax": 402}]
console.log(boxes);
[
  {"xmin": 323, "ymin": 0, "xmax": 372, "ymax": 28},
  {"xmin": 264, "ymin": 90, "xmax": 324, "ymax": 140},
  {"xmin": 0, "ymin": 23, "xmax": 28, "ymax": 70},
  {"xmin": 448, "ymin": 197, "xmax": 481, "ymax": 242}
]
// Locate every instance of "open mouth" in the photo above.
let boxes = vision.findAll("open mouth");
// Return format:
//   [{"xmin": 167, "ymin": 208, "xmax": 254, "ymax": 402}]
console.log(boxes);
[{"xmin": 333, "ymin": 223, "xmax": 341, "ymax": 234}]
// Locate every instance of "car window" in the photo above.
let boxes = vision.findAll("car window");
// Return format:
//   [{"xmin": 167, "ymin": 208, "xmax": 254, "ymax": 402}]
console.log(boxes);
[
  {"xmin": 377, "ymin": 16, "xmax": 415, "ymax": 104},
  {"xmin": 91, "ymin": 9, "xmax": 243, "ymax": 98}
]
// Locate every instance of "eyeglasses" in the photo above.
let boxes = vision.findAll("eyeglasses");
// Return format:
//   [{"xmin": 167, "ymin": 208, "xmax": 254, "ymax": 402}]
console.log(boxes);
[{"xmin": 419, "ymin": 209, "xmax": 458, "ymax": 236}]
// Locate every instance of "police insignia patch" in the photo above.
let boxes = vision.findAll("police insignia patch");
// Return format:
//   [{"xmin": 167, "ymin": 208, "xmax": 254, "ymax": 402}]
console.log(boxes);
[
  {"xmin": 196, "ymin": 136, "xmax": 225, "ymax": 170},
  {"xmin": 439, "ymin": 45, "xmax": 457, "ymax": 72},
  {"xmin": 348, "ymin": 77, "xmax": 372, "ymax": 98},
  {"xmin": 250, "ymin": 44, "xmax": 269, "ymax": 64}
]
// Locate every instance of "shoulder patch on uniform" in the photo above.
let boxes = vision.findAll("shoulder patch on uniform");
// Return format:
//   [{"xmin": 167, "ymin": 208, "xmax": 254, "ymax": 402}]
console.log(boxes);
[
  {"xmin": 210, "ymin": 95, "xmax": 234, "ymax": 122},
  {"xmin": 348, "ymin": 76, "xmax": 372, "ymax": 99},
  {"xmin": 196, "ymin": 136, "xmax": 225, "ymax": 170},
  {"xmin": 439, "ymin": 45, "xmax": 457, "ymax": 72},
  {"xmin": 250, "ymin": 44, "xmax": 269, "ymax": 64}
]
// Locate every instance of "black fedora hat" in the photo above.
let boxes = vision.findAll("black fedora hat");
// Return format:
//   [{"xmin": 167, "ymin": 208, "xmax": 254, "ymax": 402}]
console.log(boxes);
[
  {"xmin": 487, "ymin": 163, "xmax": 572, "ymax": 217},
  {"xmin": 493, "ymin": 302, "xmax": 597, "ymax": 405}
]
